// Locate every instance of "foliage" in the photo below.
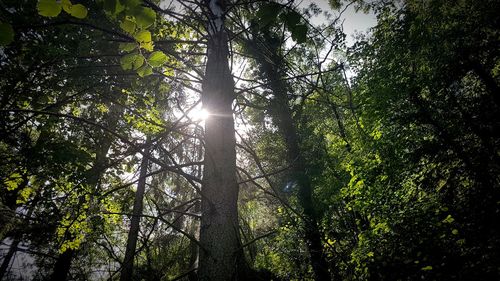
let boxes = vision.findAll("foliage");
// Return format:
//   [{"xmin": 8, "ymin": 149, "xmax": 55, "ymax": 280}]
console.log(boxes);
[{"xmin": 0, "ymin": 0, "xmax": 499, "ymax": 280}]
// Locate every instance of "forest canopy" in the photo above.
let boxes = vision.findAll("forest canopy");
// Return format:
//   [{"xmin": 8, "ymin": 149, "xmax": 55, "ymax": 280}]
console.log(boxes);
[{"xmin": 1, "ymin": 0, "xmax": 499, "ymax": 280}]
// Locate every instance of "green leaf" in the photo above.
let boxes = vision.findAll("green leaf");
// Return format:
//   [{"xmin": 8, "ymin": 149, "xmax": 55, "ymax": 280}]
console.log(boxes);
[
  {"xmin": 4, "ymin": 173, "xmax": 23, "ymax": 191},
  {"xmin": 134, "ymin": 30, "xmax": 151, "ymax": 43},
  {"xmin": 290, "ymin": 24, "xmax": 307, "ymax": 43},
  {"xmin": 69, "ymin": 4, "xmax": 88, "ymax": 19},
  {"xmin": 37, "ymin": 0, "xmax": 62, "ymax": 17},
  {"xmin": 442, "ymin": 214, "xmax": 455, "ymax": 224},
  {"xmin": 61, "ymin": 0, "xmax": 72, "ymax": 14},
  {"xmin": 120, "ymin": 19, "xmax": 136, "ymax": 34},
  {"xmin": 119, "ymin": 42, "xmax": 137, "ymax": 52},
  {"xmin": 139, "ymin": 41, "xmax": 154, "ymax": 51},
  {"xmin": 256, "ymin": 3, "xmax": 281, "ymax": 27},
  {"xmin": 121, "ymin": 0, "xmax": 141, "ymax": 8},
  {"xmin": 148, "ymin": 51, "xmax": 167, "ymax": 67},
  {"xmin": 120, "ymin": 53, "xmax": 144, "ymax": 70},
  {"xmin": 0, "ymin": 23, "xmax": 15, "ymax": 45},
  {"xmin": 103, "ymin": 0, "xmax": 124, "ymax": 15},
  {"xmin": 137, "ymin": 65, "xmax": 153, "ymax": 77},
  {"xmin": 133, "ymin": 7, "xmax": 156, "ymax": 29},
  {"xmin": 421, "ymin": 266, "xmax": 433, "ymax": 271},
  {"xmin": 280, "ymin": 10, "xmax": 301, "ymax": 28}
]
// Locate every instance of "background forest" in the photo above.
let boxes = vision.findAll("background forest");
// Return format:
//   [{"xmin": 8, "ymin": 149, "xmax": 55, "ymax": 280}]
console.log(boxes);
[{"xmin": 1, "ymin": 0, "xmax": 499, "ymax": 280}]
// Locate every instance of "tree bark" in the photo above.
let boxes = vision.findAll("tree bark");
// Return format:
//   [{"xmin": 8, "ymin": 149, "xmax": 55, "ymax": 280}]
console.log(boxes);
[
  {"xmin": 49, "ymin": 248, "xmax": 75, "ymax": 281},
  {"xmin": 198, "ymin": 1, "xmax": 245, "ymax": 279},
  {"xmin": 120, "ymin": 139, "xmax": 150, "ymax": 281},
  {"xmin": 244, "ymin": 33, "xmax": 332, "ymax": 280}
]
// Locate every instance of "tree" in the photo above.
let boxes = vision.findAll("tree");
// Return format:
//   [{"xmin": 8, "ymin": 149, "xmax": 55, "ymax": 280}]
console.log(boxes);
[{"xmin": 197, "ymin": 1, "xmax": 245, "ymax": 279}]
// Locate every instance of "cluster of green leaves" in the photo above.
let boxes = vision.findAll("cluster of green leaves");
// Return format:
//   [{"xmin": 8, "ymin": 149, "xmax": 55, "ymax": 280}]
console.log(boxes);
[
  {"xmin": 320, "ymin": 0, "xmax": 500, "ymax": 279},
  {"xmin": 255, "ymin": 2, "xmax": 308, "ymax": 43},
  {"xmin": 37, "ymin": 0, "xmax": 88, "ymax": 18},
  {"xmin": 102, "ymin": 0, "xmax": 171, "ymax": 77}
]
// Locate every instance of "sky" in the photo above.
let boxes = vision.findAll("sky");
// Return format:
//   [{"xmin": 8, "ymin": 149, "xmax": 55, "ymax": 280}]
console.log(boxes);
[{"xmin": 306, "ymin": 0, "xmax": 377, "ymax": 46}]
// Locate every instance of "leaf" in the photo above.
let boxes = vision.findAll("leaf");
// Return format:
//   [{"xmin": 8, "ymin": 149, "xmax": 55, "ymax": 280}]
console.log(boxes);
[
  {"xmin": 421, "ymin": 266, "xmax": 433, "ymax": 271},
  {"xmin": 137, "ymin": 65, "xmax": 153, "ymax": 77},
  {"xmin": 148, "ymin": 51, "xmax": 167, "ymax": 67},
  {"xmin": 121, "ymin": 0, "xmax": 141, "ymax": 8},
  {"xmin": 61, "ymin": 0, "xmax": 72, "ymax": 14},
  {"xmin": 134, "ymin": 30, "xmax": 151, "ymax": 43},
  {"xmin": 103, "ymin": 0, "xmax": 124, "ymax": 15},
  {"xmin": 442, "ymin": 214, "xmax": 454, "ymax": 224},
  {"xmin": 256, "ymin": 2, "xmax": 281, "ymax": 27},
  {"xmin": 140, "ymin": 41, "xmax": 154, "ymax": 51},
  {"xmin": 119, "ymin": 42, "xmax": 137, "ymax": 52},
  {"xmin": 70, "ymin": 4, "xmax": 88, "ymax": 19},
  {"xmin": 280, "ymin": 10, "xmax": 301, "ymax": 28},
  {"xmin": 133, "ymin": 7, "xmax": 156, "ymax": 29},
  {"xmin": 120, "ymin": 19, "xmax": 136, "ymax": 34},
  {"xmin": 37, "ymin": 0, "xmax": 62, "ymax": 17},
  {"xmin": 290, "ymin": 24, "xmax": 307, "ymax": 43},
  {"xmin": 0, "ymin": 23, "xmax": 14, "ymax": 45},
  {"xmin": 4, "ymin": 173, "xmax": 23, "ymax": 191},
  {"xmin": 120, "ymin": 53, "xmax": 144, "ymax": 70}
]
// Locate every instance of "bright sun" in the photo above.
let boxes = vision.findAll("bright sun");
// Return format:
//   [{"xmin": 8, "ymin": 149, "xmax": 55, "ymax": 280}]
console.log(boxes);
[{"xmin": 190, "ymin": 108, "xmax": 210, "ymax": 121}]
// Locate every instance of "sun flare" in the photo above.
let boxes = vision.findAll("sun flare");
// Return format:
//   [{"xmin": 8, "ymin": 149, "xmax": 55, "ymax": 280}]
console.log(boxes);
[{"xmin": 190, "ymin": 108, "xmax": 210, "ymax": 121}]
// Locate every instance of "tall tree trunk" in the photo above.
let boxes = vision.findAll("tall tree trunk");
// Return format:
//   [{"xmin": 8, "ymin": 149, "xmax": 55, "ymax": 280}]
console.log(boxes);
[
  {"xmin": 272, "ymin": 94, "xmax": 331, "ymax": 281},
  {"xmin": 49, "ymin": 249, "xmax": 75, "ymax": 281},
  {"xmin": 198, "ymin": 1, "xmax": 245, "ymax": 280},
  {"xmin": 120, "ymin": 139, "xmax": 150, "ymax": 281},
  {"xmin": 244, "ymin": 34, "xmax": 332, "ymax": 280}
]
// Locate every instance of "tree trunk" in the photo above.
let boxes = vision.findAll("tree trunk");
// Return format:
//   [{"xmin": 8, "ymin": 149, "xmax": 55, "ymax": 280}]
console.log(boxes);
[
  {"xmin": 198, "ymin": 1, "xmax": 245, "ymax": 279},
  {"xmin": 273, "ymin": 92, "xmax": 331, "ymax": 281},
  {"xmin": 49, "ymin": 248, "xmax": 75, "ymax": 281},
  {"xmin": 244, "ymin": 33, "xmax": 332, "ymax": 280},
  {"xmin": 120, "ymin": 139, "xmax": 150, "ymax": 281}
]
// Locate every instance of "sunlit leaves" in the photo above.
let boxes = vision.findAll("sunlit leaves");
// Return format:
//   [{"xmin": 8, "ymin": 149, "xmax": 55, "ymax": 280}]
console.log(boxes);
[
  {"xmin": 119, "ymin": 42, "xmax": 137, "ymax": 52},
  {"xmin": 137, "ymin": 65, "xmax": 153, "ymax": 77},
  {"xmin": 70, "ymin": 4, "xmax": 88, "ymax": 19},
  {"xmin": 61, "ymin": 0, "xmax": 72, "ymax": 13},
  {"xmin": 37, "ymin": 0, "xmax": 62, "ymax": 17},
  {"xmin": 148, "ymin": 51, "xmax": 168, "ymax": 67},
  {"xmin": 120, "ymin": 53, "xmax": 144, "ymax": 70},
  {"xmin": 120, "ymin": 19, "xmax": 136, "ymax": 34},
  {"xmin": 133, "ymin": 6, "xmax": 156, "ymax": 29},
  {"xmin": 3, "ymin": 173, "xmax": 23, "ymax": 191},
  {"xmin": 134, "ymin": 30, "xmax": 151, "ymax": 43},
  {"xmin": 0, "ymin": 22, "xmax": 14, "ymax": 45},
  {"xmin": 140, "ymin": 41, "xmax": 154, "ymax": 51},
  {"xmin": 37, "ymin": 0, "xmax": 88, "ymax": 19}
]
